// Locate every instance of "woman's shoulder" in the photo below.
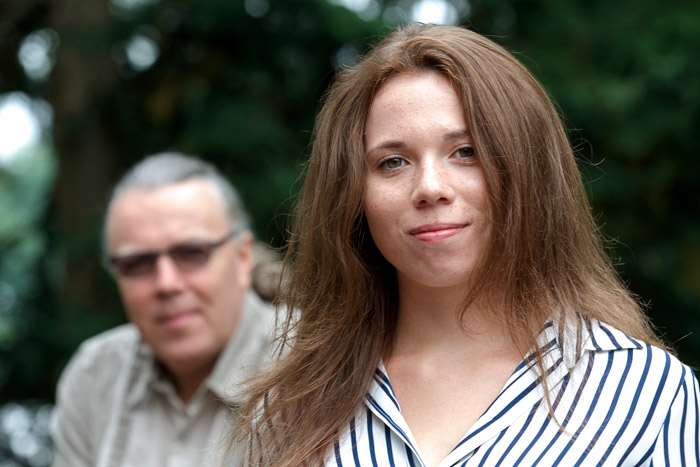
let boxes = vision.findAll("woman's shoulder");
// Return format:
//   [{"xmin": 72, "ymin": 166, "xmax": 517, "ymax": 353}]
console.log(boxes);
[{"xmin": 579, "ymin": 318, "xmax": 698, "ymax": 402}]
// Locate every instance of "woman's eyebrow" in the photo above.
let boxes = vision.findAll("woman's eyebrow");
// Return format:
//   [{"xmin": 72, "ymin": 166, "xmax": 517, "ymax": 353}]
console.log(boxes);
[
  {"xmin": 366, "ymin": 140, "xmax": 406, "ymax": 155},
  {"xmin": 367, "ymin": 130, "xmax": 471, "ymax": 155},
  {"xmin": 443, "ymin": 129, "xmax": 472, "ymax": 142}
]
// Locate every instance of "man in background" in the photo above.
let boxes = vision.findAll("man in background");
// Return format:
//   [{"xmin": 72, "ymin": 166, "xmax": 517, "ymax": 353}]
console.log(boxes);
[{"xmin": 51, "ymin": 152, "xmax": 275, "ymax": 466}]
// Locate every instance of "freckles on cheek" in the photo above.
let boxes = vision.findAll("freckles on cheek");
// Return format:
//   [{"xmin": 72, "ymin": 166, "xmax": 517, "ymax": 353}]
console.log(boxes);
[{"xmin": 363, "ymin": 196, "xmax": 387, "ymax": 223}]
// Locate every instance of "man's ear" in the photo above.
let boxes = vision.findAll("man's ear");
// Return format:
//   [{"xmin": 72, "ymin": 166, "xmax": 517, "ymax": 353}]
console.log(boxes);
[{"xmin": 235, "ymin": 231, "xmax": 255, "ymax": 288}]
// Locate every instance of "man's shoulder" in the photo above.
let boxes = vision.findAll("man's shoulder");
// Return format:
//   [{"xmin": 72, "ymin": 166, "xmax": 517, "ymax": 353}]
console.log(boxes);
[
  {"xmin": 65, "ymin": 323, "xmax": 142, "ymax": 376},
  {"xmin": 78, "ymin": 322, "xmax": 140, "ymax": 352},
  {"xmin": 244, "ymin": 292, "xmax": 276, "ymax": 333}
]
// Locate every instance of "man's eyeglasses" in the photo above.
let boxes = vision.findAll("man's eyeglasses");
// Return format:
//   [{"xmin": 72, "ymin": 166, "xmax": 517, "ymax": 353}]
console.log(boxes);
[{"xmin": 108, "ymin": 231, "xmax": 237, "ymax": 278}]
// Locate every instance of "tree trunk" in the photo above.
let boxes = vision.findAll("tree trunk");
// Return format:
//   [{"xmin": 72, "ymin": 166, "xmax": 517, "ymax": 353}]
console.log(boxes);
[{"xmin": 48, "ymin": 0, "xmax": 121, "ymax": 312}]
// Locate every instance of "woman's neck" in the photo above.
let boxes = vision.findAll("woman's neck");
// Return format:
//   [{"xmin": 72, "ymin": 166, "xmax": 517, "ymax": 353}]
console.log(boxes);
[{"xmin": 389, "ymin": 277, "xmax": 518, "ymax": 359}]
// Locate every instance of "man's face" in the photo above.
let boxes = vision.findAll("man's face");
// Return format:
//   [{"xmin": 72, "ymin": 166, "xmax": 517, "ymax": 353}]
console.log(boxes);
[{"xmin": 105, "ymin": 179, "xmax": 253, "ymax": 377}]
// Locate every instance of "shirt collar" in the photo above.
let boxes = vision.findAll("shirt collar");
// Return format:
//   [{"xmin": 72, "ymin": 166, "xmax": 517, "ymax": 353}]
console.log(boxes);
[
  {"xmin": 205, "ymin": 291, "xmax": 274, "ymax": 401},
  {"xmin": 125, "ymin": 337, "xmax": 157, "ymax": 408},
  {"xmin": 125, "ymin": 291, "xmax": 274, "ymax": 408},
  {"xmin": 533, "ymin": 313, "xmax": 643, "ymax": 373},
  {"xmin": 581, "ymin": 316, "xmax": 644, "ymax": 352}
]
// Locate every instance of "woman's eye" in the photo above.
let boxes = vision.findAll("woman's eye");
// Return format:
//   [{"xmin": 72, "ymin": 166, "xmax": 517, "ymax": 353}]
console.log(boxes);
[
  {"xmin": 381, "ymin": 157, "xmax": 404, "ymax": 170},
  {"xmin": 455, "ymin": 147, "xmax": 475, "ymax": 160}
]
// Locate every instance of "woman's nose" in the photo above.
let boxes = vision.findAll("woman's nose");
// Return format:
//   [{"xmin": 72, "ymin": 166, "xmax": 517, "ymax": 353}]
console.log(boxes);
[{"xmin": 411, "ymin": 160, "xmax": 455, "ymax": 207}]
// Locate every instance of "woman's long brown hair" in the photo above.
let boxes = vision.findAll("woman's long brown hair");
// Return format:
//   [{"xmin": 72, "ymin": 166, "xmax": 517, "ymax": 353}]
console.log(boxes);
[{"xmin": 229, "ymin": 23, "xmax": 665, "ymax": 465}]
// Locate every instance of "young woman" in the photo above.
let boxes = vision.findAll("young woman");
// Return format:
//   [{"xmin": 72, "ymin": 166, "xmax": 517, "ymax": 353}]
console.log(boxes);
[{"xmin": 231, "ymin": 23, "xmax": 699, "ymax": 466}]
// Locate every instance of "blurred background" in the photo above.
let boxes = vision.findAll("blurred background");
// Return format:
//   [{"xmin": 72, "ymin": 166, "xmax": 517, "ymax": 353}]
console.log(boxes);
[{"xmin": 0, "ymin": 0, "xmax": 698, "ymax": 465}]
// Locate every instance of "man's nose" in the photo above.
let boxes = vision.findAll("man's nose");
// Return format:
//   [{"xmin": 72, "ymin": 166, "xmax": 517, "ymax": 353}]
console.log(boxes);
[
  {"xmin": 153, "ymin": 254, "xmax": 185, "ymax": 294},
  {"xmin": 411, "ymin": 159, "xmax": 455, "ymax": 207}
]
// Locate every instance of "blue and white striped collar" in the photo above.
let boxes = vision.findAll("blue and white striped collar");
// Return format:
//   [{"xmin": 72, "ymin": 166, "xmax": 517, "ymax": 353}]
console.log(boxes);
[{"xmin": 581, "ymin": 317, "xmax": 644, "ymax": 352}]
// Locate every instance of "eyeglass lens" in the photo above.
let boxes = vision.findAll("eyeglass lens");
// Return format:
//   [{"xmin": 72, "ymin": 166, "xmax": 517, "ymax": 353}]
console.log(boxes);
[{"xmin": 112, "ymin": 243, "xmax": 215, "ymax": 277}]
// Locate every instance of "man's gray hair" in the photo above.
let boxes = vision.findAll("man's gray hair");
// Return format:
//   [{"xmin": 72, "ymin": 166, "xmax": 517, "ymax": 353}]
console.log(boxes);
[{"xmin": 105, "ymin": 152, "xmax": 251, "ymax": 247}]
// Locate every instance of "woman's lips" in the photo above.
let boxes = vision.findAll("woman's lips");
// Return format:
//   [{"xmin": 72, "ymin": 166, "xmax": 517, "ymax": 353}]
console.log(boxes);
[{"xmin": 408, "ymin": 223, "xmax": 466, "ymax": 243}]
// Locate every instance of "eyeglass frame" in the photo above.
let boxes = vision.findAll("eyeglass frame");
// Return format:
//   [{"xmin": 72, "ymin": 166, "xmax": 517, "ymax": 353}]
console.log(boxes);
[{"xmin": 105, "ymin": 229, "xmax": 242, "ymax": 278}]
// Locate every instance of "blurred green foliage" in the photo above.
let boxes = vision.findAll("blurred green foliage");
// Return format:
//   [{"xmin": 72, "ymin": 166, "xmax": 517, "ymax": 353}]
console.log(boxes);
[
  {"xmin": 0, "ymin": 0, "xmax": 698, "ymax": 407},
  {"xmin": 467, "ymin": 0, "xmax": 700, "ymax": 362},
  {"xmin": 0, "ymin": 143, "xmax": 55, "ymax": 392}
]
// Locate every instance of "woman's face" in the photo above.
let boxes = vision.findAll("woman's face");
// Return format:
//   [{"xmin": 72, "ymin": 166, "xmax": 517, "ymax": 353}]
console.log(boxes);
[{"xmin": 362, "ymin": 70, "xmax": 490, "ymax": 292}]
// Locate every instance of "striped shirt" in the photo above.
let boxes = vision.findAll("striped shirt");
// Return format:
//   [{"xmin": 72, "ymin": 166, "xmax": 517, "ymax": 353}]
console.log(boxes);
[{"xmin": 331, "ymin": 318, "xmax": 700, "ymax": 466}]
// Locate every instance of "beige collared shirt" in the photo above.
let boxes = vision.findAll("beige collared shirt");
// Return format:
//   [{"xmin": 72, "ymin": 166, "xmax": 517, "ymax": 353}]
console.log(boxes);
[{"xmin": 51, "ymin": 292, "xmax": 275, "ymax": 467}]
